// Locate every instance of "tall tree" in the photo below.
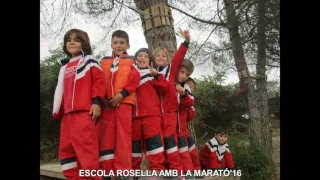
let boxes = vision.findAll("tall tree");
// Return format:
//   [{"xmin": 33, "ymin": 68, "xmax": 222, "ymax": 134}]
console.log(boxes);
[{"xmin": 134, "ymin": 0, "xmax": 178, "ymax": 59}]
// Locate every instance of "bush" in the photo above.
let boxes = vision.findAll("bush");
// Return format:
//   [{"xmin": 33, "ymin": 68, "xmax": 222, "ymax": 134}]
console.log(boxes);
[
  {"xmin": 230, "ymin": 142, "xmax": 276, "ymax": 180},
  {"xmin": 40, "ymin": 136, "xmax": 60, "ymax": 163},
  {"xmin": 192, "ymin": 75, "xmax": 248, "ymax": 134}
]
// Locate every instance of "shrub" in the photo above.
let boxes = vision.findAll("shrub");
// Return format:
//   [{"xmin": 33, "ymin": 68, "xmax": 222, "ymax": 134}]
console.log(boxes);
[{"xmin": 230, "ymin": 142, "xmax": 276, "ymax": 180}]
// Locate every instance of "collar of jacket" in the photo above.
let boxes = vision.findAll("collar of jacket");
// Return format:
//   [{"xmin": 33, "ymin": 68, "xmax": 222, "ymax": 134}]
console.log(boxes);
[
  {"xmin": 60, "ymin": 55, "xmax": 83, "ymax": 66},
  {"xmin": 112, "ymin": 51, "xmax": 128, "ymax": 58}
]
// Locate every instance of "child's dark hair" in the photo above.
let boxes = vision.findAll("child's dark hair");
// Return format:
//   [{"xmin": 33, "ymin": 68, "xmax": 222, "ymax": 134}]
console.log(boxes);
[
  {"xmin": 134, "ymin": 48, "xmax": 154, "ymax": 66},
  {"xmin": 63, "ymin": 29, "xmax": 92, "ymax": 57},
  {"xmin": 186, "ymin": 77, "xmax": 196, "ymax": 86},
  {"xmin": 112, "ymin": 30, "xmax": 129, "ymax": 44},
  {"xmin": 215, "ymin": 126, "xmax": 229, "ymax": 135}
]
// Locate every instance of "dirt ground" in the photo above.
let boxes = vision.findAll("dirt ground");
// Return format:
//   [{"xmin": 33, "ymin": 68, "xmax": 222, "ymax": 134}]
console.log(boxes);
[{"xmin": 272, "ymin": 128, "xmax": 280, "ymax": 180}]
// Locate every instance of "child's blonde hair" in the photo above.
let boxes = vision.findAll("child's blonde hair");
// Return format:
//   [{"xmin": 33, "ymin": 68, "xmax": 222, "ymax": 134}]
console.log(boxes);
[{"xmin": 153, "ymin": 47, "xmax": 170, "ymax": 64}]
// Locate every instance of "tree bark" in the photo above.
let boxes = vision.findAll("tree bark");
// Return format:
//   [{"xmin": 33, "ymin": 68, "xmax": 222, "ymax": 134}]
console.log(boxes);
[
  {"xmin": 134, "ymin": 0, "xmax": 177, "ymax": 60},
  {"xmin": 255, "ymin": 0, "xmax": 273, "ymax": 160},
  {"xmin": 223, "ymin": 0, "xmax": 272, "ymax": 160}
]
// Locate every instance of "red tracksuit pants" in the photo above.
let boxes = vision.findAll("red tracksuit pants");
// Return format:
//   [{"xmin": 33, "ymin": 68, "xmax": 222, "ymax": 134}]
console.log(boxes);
[
  {"xmin": 132, "ymin": 116, "xmax": 165, "ymax": 170},
  {"xmin": 185, "ymin": 130, "xmax": 201, "ymax": 171},
  {"xmin": 59, "ymin": 111, "xmax": 101, "ymax": 180},
  {"xmin": 177, "ymin": 123, "xmax": 193, "ymax": 173},
  {"xmin": 99, "ymin": 103, "xmax": 133, "ymax": 173},
  {"xmin": 162, "ymin": 111, "xmax": 182, "ymax": 173}
]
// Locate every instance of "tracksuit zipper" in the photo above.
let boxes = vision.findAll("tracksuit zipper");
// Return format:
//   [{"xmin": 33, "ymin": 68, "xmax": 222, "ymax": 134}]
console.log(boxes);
[{"xmin": 72, "ymin": 58, "xmax": 82, "ymax": 110}]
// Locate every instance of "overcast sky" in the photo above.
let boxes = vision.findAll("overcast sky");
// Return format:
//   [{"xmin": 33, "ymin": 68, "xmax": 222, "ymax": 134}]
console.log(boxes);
[{"xmin": 40, "ymin": 0, "xmax": 279, "ymax": 85}]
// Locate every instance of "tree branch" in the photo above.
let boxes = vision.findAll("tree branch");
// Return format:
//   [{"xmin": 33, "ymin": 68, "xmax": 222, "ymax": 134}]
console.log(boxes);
[
  {"xmin": 115, "ymin": 0, "xmax": 142, "ymax": 14},
  {"xmin": 99, "ymin": 2, "xmax": 123, "ymax": 44},
  {"xmin": 266, "ymin": 55, "xmax": 280, "ymax": 62},
  {"xmin": 167, "ymin": 4, "xmax": 227, "ymax": 27},
  {"xmin": 232, "ymin": 121, "xmax": 247, "ymax": 127},
  {"xmin": 217, "ymin": 0, "xmax": 226, "ymax": 24},
  {"xmin": 267, "ymin": 63, "xmax": 279, "ymax": 68},
  {"xmin": 189, "ymin": 26, "xmax": 218, "ymax": 59}
]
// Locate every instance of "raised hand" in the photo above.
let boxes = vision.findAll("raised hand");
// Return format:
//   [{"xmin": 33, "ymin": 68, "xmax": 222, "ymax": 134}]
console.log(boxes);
[
  {"xmin": 148, "ymin": 62, "xmax": 158, "ymax": 77},
  {"xmin": 178, "ymin": 28, "xmax": 191, "ymax": 42}
]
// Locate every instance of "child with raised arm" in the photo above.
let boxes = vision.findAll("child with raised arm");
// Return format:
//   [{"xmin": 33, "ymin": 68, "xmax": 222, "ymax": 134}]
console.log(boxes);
[
  {"xmin": 153, "ymin": 29, "xmax": 190, "ymax": 179},
  {"xmin": 99, "ymin": 30, "xmax": 140, "ymax": 180},
  {"xmin": 52, "ymin": 29, "xmax": 105, "ymax": 180},
  {"xmin": 131, "ymin": 48, "xmax": 167, "ymax": 179}
]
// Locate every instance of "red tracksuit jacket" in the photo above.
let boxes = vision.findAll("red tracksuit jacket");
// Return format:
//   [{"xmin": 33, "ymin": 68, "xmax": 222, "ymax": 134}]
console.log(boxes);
[
  {"xmin": 200, "ymin": 137, "xmax": 234, "ymax": 169},
  {"xmin": 156, "ymin": 42, "xmax": 189, "ymax": 113},
  {"xmin": 132, "ymin": 68, "xmax": 167, "ymax": 117},
  {"xmin": 178, "ymin": 83, "xmax": 195, "ymax": 133},
  {"xmin": 187, "ymin": 106, "xmax": 196, "ymax": 123},
  {"xmin": 52, "ymin": 55, "xmax": 105, "ymax": 119}
]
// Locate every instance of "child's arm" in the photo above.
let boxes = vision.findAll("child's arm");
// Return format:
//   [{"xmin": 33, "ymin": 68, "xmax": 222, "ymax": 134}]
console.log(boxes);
[
  {"xmin": 90, "ymin": 60, "xmax": 106, "ymax": 105},
  {"xmin": 149, "ymin": 62, "xmax": 168, "ymax": 95},
  {"xmin": 88, "ymin": 58, "xmax": 105, "ymax": 119},
  {"xmin": 120, "ymin": 65, "xmax": 140, "ymax": 97},
  {"xmin": 224, "ymin": 147, "xmax": 235, "ymax": 169},
  {"xmin": 109, "ymin": 64, "xmax": 140, "ymax": 106},
  {"xmin": 169, "ymin": 29, "xmax": 190, "ymax": 83},
  {"xmin": 52, "ymin": 65, "xmax": 66, "ymax": 120},
  {"xmin": 152, "ymin": 73, "xmax": 168, "ymax": 95},
  {"xmin": 179, "ymin": 85, "xmax": 194, "ymax": 109},
  {"xmin": 187, "ymin": 106, "xmax": 196, "ymax": 122},
  {"xmin": 209, "ymin": 149, "xmax": 223, "ymax": 169}
]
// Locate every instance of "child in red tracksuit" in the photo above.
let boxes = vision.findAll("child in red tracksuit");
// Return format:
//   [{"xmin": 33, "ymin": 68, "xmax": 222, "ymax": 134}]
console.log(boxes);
[
  {"xmin": 52, "ymin": 29, "xmax": 105, "ymax": 180},
  {"xmin": 131, "ymin": 48, "xmax": 167, "ymax": 176},
  {"xmin": 175, "ymin": 59, "xmax": 196, "ymax": 177},
  {"xmin": 200, "ymin": 126, "xmax": 234, "ymax": 171},
  {"xmin": 99, "ymin": 30, "xmax": 140, "ymax": 179},
  {"xmin": 153, "ymin": 29, "xmax": 190, "ymax": 178},
  {"xmin": 185, "ymin": 78, "xmax": 201, "ymax": 172}
]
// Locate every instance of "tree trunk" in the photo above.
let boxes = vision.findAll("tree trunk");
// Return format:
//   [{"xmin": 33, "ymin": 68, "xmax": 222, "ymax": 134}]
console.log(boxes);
[
  {"xmin": 223, "ymin": 0, "xmax": 272, "ymax": 160},
  {"xmin": 255, "ymin": 0, "xmax": 273, "ymax": 160},
  {"xmin": 134, "ymin": 0, "xmax": 177, "ymax": 60}
]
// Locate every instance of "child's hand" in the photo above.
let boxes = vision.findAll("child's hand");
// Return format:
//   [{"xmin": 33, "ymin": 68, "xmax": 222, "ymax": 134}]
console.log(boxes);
[
  {"xmin": 109, "ymin": 93, "xmax": 123, "ymax": 107},
  {"xmin": 178, "ymin": 28, "xmax": 191, "ymax": 43},
  {"xmin": 103, "ymin": 98, "xmax": 113, "ymax": 109},
  {"xmin": 89, "ymin": 104, "xmax": 101, "ymax": 120},
  {"xmin": 176, "ymin": 84, "xmax": 185, "ymax": 95},
  {"xmin": 148, "ymin": 62, "xmax": 158, "ymax": 77}
]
